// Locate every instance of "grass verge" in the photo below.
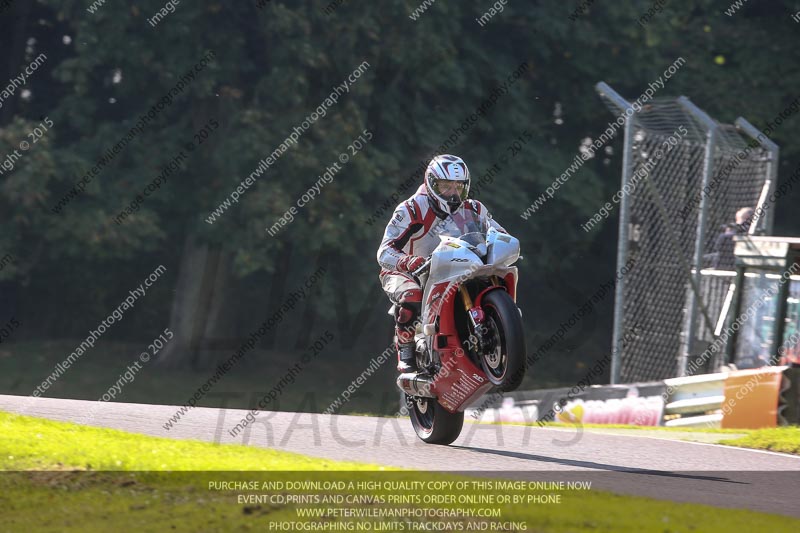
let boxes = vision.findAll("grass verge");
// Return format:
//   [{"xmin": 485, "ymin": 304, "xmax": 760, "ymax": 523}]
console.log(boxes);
[
  {"xmin": 484, "ymin": 421, "xmax": 800, "ymax": 454},
  {"xmin": 490, "ymin": 421, "xmax": 749, "ymax": 433},
  {"xmin": 2, "ymin": 411, "xmax": 799, "ymax": 532},
  {"xmin": 0, "ymin": 411, "xmax": 384, "ymax": 471},
  {"xmin": 719, "ymin": 426, "xmax": 800, "ymax": 455}
]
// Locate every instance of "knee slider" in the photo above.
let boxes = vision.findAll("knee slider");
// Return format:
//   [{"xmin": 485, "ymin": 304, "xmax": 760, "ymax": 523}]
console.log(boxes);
[
  {"xmin": 395, "ymin": 288, "xmax": 421, "ymax": 326},
  {"xmin": 398, "ymin": 288, "xmax": 422, "ymax": 305},
  {"xmin": 396, "ymin": 302, "xmax": 419, "ymax": 325}
]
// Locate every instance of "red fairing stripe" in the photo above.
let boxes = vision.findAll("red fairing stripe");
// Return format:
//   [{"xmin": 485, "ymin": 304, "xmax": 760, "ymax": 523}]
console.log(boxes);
[
  {"xmin": 426, "ymin": 280, "xmax": 460, "ymax": 343},
  {"xmin": 504, "ymin": 273, "xmax": 516, "ymax": 301},
  {"xmin": 408, "ymin": 204, "xmax": 438, "ymax": 255}
]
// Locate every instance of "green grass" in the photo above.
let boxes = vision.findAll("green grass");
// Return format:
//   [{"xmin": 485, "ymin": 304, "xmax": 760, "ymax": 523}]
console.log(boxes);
[
  {"xmin": 487, "ymin": 421, "xmax": 800, "ymax": 454},
  {"xmin": 2, "ymin": 411, "xmax": 800, "ymax": 532},
  {"xmin": 0, "ymin": 411, "xmax": 385, "ymax": 471},
  {"xmin": 719, "ymin": 426, "xmax": 800, "ymax": 455},
  {"xmin": 497, "ymin": 421, "xmax": 750, "ymax": 433}
]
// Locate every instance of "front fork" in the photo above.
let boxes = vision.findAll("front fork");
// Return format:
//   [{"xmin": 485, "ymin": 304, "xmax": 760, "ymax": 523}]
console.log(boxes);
[{"xmin": 459, "ymin": 276, "xmax": 501, "ymax": 352}]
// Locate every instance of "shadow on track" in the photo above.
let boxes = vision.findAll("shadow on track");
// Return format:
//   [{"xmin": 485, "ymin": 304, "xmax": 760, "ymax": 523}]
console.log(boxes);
[{"xmin": 451, "ymin": 445, "xmax": 745, "ymax": 484}]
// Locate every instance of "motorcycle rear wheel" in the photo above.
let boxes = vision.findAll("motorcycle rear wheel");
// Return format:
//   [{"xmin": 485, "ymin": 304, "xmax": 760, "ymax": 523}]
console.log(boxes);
[
  {"xmin": 478, "ymin": 289, "xmax": 526, "ymax": 392},
  {"xmin": 406, "ymin": 394, "xmax": 464, "ymax": 445}
]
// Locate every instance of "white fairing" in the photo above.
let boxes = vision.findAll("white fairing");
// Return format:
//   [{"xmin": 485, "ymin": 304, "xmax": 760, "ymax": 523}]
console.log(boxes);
[
  {"xmin": 428, "ymin": 236, "xmax": 484, "ymax": 283},
  {"xmin": 485, "ymin": 226, "xmax": 520, "ymax": 267},
  {"xmin": 417, "ymin": 228, "xmax": 520, "ymax": 356}
]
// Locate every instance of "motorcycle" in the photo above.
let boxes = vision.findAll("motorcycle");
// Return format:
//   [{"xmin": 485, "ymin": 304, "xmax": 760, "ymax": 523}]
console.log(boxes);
[{"xmin": 394, "ymin": 218, "xmax": 526, "ymax": 445}]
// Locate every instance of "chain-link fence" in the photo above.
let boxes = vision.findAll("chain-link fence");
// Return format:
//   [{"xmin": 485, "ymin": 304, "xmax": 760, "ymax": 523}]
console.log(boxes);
[{"xmin": 595, "ymin": 83, "xmax": 777, "ymax": 383}]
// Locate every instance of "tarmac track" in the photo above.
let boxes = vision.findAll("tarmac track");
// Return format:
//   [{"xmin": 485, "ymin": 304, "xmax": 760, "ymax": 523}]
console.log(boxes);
[{"xmin": 1, "ymin": 394, "xmax": 799, "ymax": 518}]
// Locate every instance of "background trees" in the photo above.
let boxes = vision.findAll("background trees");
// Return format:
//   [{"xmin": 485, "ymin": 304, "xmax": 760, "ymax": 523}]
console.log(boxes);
[{"xmin": 1, "ymin": 0, "xmax": 798, "ymax": 402}]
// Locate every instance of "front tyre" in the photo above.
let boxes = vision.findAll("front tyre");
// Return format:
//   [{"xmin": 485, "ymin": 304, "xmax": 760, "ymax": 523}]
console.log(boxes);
[
  {"xmin": 479, "ymin": 289, "xmax": 526, "ymax": 392},
  {"xmin": 406, "ymin": 394, "xmax": 464, "ymax": 445}
]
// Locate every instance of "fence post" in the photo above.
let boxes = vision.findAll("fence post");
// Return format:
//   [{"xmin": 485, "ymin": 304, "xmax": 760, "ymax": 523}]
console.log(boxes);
[
  {"xmin": 595, "ymin": 82, "xmax": 634, "ymax": 385},
  {"xmin": 677, "ymin": 97, "xmax": 718, "ymax": 377}
]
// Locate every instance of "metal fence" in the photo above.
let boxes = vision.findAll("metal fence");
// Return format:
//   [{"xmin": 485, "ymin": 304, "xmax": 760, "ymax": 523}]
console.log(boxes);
[{"xmin": 595, "ymin": 82, "xmax": 778, "ymax": 383}]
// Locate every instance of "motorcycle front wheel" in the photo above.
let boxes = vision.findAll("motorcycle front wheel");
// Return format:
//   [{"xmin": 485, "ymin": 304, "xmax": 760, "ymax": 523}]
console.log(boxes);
[
  {"xmin": 477, "ymin": 289, "xmax": 526, "ymax": 392},
  {"xmin": 406, "ymin": 394, "xmax": 464, "ymax": 445}
]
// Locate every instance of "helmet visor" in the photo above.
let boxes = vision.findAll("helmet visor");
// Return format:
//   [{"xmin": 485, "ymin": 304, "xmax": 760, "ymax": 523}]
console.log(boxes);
[{"xmin": 432, "ymin": 178, "xmax": 468, "ymax": 203}]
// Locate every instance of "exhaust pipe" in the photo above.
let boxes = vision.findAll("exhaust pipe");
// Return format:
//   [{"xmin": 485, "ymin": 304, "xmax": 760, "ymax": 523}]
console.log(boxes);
[{"xmin": 396, "ymin": 372, "xmax": 437, "ymax": 398}]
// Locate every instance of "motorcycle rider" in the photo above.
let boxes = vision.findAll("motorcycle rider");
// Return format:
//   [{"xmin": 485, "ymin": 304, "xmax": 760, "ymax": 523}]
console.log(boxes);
[{"xmin": 377, "ymin": 154, "xmax": 509, "ymax": 373}]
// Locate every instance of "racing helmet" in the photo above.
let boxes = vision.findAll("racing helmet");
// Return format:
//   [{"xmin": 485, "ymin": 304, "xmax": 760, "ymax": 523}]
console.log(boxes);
[{"xmin": 424, "ymin": 154, "xmax": 470, "ymax": 215}]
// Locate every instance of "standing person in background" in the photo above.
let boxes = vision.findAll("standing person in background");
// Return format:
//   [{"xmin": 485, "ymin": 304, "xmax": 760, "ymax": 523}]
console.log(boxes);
[{"xmin": 710, "ymin": 207, "xmax": 754, "ymax": 270}]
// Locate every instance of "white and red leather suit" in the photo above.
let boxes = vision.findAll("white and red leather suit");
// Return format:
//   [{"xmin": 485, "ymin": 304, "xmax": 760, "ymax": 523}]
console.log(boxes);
[{"xmin": 376, "ymin": 184, "xmax": 508, "ymax": 354}]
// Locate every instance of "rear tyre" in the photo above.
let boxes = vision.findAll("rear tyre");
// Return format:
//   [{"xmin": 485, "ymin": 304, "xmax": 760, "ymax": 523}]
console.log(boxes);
[
  {"xmin": 478, "ymin": 290, "xmax": 526, "ymax": 392},
  {"xmin": 406, "ymin": 394, "xmax": 464, "ymax": 445}
]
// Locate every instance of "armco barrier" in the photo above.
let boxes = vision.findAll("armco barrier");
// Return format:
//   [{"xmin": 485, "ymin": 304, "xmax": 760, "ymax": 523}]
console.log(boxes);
[
  {"xmin": 466, "ymin": 366, "xmax": 798, "ymax": 428},
  {"xmin": 662, "ymin": 372, "xmax": 726, "ymax": 428},
  {"xmin": 466, "ymin": 381, "xmax": 667, "ymax": 425},
  {"xmin": 721, "ymin": 366, "xmax": 786, "ymax": 429},
  {"xmin": 665, "ymin": 367, "xmax": 790, "ymax": 428}
]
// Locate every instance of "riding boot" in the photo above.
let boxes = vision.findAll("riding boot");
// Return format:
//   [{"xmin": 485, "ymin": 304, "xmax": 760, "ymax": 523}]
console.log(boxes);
[
  {"xmin": 395, "ymin": 325, "xmax": 418, "ymax": 373},
  {"xmin": 397, "ymin": 342, "xmax": 418, "ymax": 373}
]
